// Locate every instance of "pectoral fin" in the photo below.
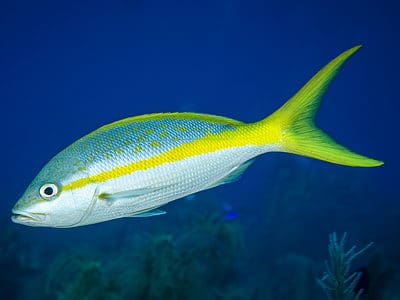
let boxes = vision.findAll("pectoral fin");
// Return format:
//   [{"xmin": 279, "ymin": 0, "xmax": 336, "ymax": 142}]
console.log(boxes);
[{"xmin": 99, "ymin": 186, "xmax": 167, "ymax": 202}]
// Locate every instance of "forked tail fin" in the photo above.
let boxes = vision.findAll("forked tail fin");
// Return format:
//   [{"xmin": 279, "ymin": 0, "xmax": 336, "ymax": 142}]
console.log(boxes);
[{"xmin": 262, "ymin": 45, "xmax": 383, "ymax": 167}]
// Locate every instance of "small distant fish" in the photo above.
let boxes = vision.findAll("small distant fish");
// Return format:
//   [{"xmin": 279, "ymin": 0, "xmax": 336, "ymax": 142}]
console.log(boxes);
[
  {"xmin": 225, "ymin": 212, "xmax": 240, "ymax": 221},
  {"xmin": 221, "ymin": 201, "xmax": 239, "ymax": 220},
  {"xmin": 12, "ymin": 46, "xmax": 383, "ymax": 228}
]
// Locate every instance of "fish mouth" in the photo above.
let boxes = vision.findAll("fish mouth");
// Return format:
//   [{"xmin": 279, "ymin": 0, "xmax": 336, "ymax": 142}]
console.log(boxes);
[{"xmin": 11, "ymin": 209, "xmax": 45, "ymax": 224}]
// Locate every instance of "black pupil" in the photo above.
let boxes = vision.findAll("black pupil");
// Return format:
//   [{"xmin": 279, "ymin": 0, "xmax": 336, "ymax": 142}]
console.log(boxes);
[{"xmin": 44, "ymin": 186, "xmax": 54, "ymax": 196}]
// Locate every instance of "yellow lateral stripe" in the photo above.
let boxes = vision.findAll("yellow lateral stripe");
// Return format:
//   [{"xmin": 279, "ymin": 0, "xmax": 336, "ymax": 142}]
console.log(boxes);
[{"xmin": 63, "ymin": 122, "xmax": 279, "ymax": 191}]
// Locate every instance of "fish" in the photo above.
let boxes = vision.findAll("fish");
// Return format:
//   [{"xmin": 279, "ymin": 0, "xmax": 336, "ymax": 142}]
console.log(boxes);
[{"xmin": 11, "ymin": 45, "xmax": 383, "ymax": 228}]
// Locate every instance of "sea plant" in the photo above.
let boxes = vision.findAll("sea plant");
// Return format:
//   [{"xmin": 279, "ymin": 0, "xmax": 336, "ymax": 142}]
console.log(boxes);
[
  {"xmin": 45, "ymin": 251, "xmax": 119, "ymax": 300},
  {"xmin": 317, "ymin": 232, "xmax": 373, "ymax": 300}
]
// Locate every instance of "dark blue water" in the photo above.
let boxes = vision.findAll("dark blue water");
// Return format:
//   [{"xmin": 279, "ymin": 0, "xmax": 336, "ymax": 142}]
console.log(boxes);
[{"xmin": 1, "ymin": 1, "xmax": 398, "ymax": 299}]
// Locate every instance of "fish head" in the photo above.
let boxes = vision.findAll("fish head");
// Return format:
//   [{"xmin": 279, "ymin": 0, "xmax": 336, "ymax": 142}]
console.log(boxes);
[{"xmin": 12, "ymin": 153, "xmax": 97, "ymax": 228}]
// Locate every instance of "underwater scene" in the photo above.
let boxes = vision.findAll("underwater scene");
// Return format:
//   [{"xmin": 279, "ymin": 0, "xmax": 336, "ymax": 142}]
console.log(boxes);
[{"xmin": 1, "ymin": 1, "xmax": 399, "ymax": 299}]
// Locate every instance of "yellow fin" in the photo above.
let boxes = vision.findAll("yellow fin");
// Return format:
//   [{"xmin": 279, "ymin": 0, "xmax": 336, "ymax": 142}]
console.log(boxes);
[{"xmin": 261, "ymin": 45, "xmax": 383, "ymax": 167}]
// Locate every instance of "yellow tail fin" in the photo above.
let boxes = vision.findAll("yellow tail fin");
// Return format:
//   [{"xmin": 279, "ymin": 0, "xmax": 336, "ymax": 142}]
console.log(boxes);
[{"xmin": 263, "ymin": 45, "xmax": 383, "ymax": 167}]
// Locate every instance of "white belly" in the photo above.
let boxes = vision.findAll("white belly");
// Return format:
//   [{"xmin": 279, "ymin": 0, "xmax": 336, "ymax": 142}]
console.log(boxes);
[{"xmin": 79, "ymin": 145, "xmax": 274, "ymax": 225}]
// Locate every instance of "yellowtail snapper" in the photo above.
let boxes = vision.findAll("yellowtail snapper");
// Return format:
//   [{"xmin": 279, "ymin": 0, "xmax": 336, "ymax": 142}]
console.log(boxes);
[{"xmin": 12, "ymin": 46, "xmax": 383, "ymax": 228}]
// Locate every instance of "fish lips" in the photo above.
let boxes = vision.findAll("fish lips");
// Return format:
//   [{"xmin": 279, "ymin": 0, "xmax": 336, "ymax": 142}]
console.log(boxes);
[{"xmin": 11, "ymin": 208, "xmax": 46, "ymax": 225}]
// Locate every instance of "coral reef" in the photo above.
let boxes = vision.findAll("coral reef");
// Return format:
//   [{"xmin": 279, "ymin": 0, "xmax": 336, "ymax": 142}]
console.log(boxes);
[
  {"xmin": 119, "ymin": 214, "xmax": 246, "ymax": 300},
  {"xmin": 44, "ymin": 251, "xmax": 119, "ymax": 300},
  {"xmin": 317, "ymin": 232, "xmax": 373, "ymax": 300},
  {"xmin": 37, "ymin": 214, "xmax": 246, "ymax": 300}
]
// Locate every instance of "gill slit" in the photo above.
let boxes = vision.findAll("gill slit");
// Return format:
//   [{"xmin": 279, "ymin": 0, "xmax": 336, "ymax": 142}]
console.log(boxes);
[{"xmin": 69, "ymin": 185, "xmax": 100, "ymax": 227}]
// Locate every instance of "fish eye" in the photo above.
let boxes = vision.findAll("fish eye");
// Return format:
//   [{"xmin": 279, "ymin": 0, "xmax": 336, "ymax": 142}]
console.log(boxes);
[{"xmin": 39, "ymin": 183, "xmax": 59, "ymax": 199}]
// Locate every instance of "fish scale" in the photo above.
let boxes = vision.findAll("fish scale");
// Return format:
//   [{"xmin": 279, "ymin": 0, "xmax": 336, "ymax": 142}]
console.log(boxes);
[{"xmin": 74, "ymin": 116, "xmax": 237, "ymax": 173}]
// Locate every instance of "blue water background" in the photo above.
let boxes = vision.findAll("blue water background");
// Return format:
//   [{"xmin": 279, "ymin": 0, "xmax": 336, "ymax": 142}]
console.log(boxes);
[{"xmin": 0, "ymin": 1, "xmax": 399, "ymax": 299}]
